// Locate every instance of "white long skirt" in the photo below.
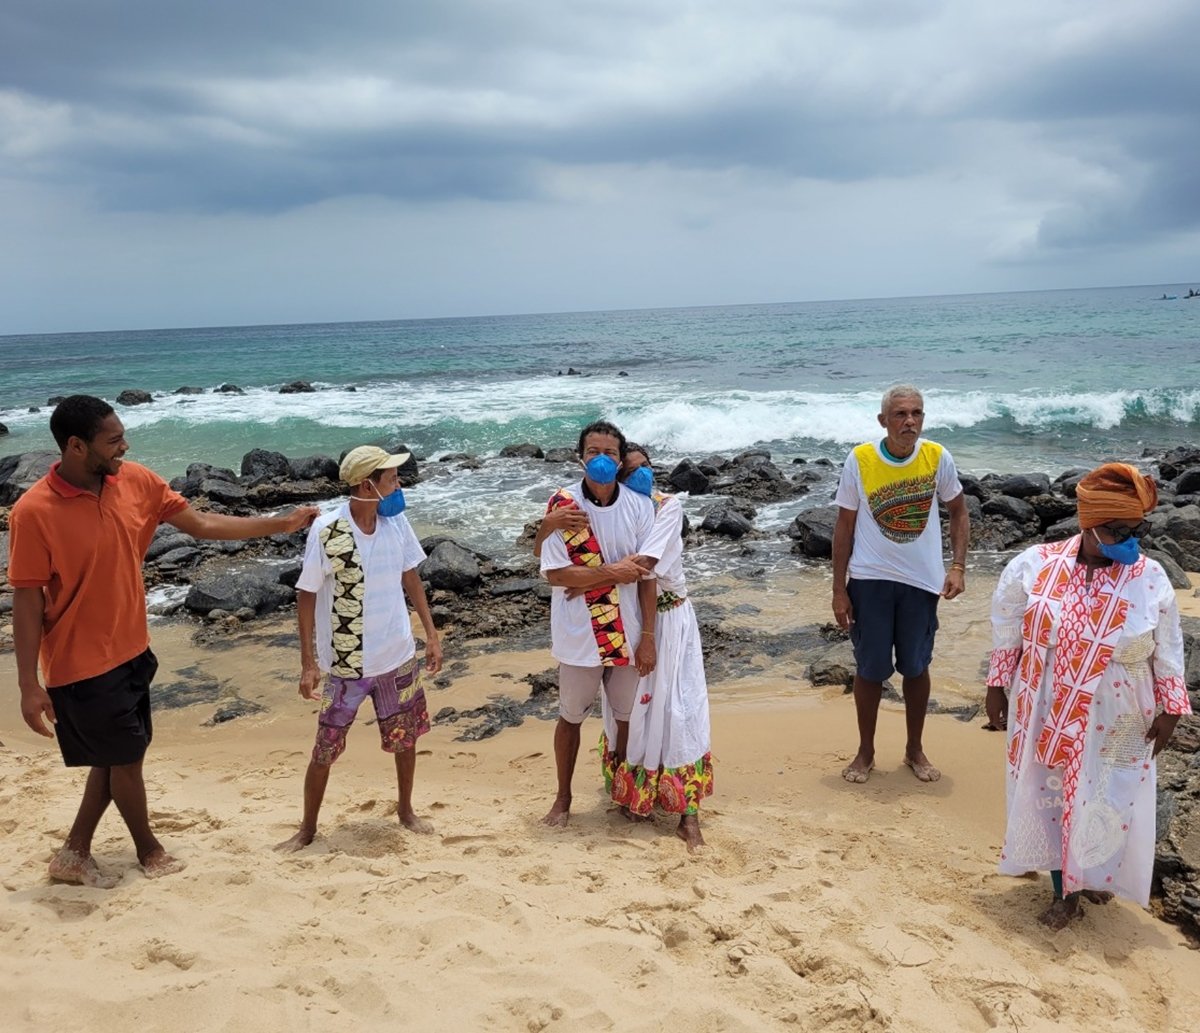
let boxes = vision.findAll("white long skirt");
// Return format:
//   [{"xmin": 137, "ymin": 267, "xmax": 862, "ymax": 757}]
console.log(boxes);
[
  {"xmin": 601, "ymin": 598, "xmax": 713, "ymax": 815},
  {"xmin": 1001, "ymin": 650, "xmax": 1160, "ymax": 905}
]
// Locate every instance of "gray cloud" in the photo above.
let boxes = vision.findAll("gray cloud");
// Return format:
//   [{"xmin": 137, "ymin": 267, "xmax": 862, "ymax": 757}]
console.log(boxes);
[{"xmin": 2, "ymin": 1, "xmax": 1199, "ymax": 332}]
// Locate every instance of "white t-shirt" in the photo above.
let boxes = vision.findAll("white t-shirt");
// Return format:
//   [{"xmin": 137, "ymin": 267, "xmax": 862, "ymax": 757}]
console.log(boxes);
[
  {"xmin": 834, "ymin": 438, "xmax": 963, "ymax": 595},
  {"xmin": 539, "ymin": 480, "xmax": 656, "ymax": 667},
  {"xmin": 296, "ymin": 504, "xmax": 427, "ymax": 677}
]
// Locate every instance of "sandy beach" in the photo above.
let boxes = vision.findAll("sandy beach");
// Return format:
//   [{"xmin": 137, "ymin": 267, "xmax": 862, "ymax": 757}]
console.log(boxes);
[{"xmin": 2, "ymin": 569, "xmax": 1199, "ymax": 1033}]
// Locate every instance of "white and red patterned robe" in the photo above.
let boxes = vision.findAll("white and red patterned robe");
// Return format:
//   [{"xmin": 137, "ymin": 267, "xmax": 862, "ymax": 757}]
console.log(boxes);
[{"xmin": 988, "ymin": 535, "xmax": 1191, "ymax": 905}]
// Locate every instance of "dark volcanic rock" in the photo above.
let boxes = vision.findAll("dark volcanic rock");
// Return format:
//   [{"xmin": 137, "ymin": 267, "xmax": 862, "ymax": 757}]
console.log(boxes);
[
  {"xmin": 1164, "ymin": 505, "xmax": 1200, "ymax": 543},
  {"xmin": 1028, "ymin": 493, "xmax": 1076, "ymax": 528},
  {"xmin": 184, "ymin": 573, "xmax": 296, "ymax": 616},
  {"xmin": 959, "ymin": 473, "xmax": 985, "ymax": 500},
  {"xmin": 1174, "ymin": 468, "xmax": 1200, "ymax": 495},
  {"xmin": 289, "ymin": 455, "xmax": 339, "ymax": 482},
  {"xmin": 0, "ymin": 422, "xmax": 7, "ymax": 436},
  {"xmin": 544, "ymin": 447, "xmax": 576, "ymax": 463},
  {"xmin": 169, "ymin": 462, "xmax": 239, "ymax": 498},
  {"xmin": 701, "ymin": 505, "xmax": 754, "ymax": 539},
  {"xmin": 47, "ymin": 395, "xmax": 66, "ymax": 405},
  {"xmin": 278, "ymin": 380, "xmax": 316, "ymax": 394},
  {"xmin": 668, "ymin": 459, "xmax": 711, "ymax": 495},
  {"xmin": 420, "ymin": 540, "xmax": 482, "ymax": 592},
  {"xmin": 145, "ymin": 526, "xmax": 198, "ymax": 562},
  {"xmin": 1145, "ymin": 549, "xmax": 1192, "ymax": 590},
  {"xmin": 1153, "ymin": 537, "xmax": 1200, "ymax": 574},
  {"xmin": 154, "ymin": 545, "xmax": 204, "ymax": 570},
  {"xmin": 1044, "ymin": 516, "xmax": 1081, "ymax": 542},
  {"xmin": 788, "ymin": 505, "xmax": 839, "ymax": 559},
  {"xmin": 488, "ymin": 578, "xmax": 541, "ymax": 596},
  {"xmin": 217, "ymin": 383, "xmax": 245, "ymax": 394},
  {"xmin": 0, "ymin": 450, "xmax": 57, "ymax": 505},
  {"xmin": 982, "ymin": 494, "xmax": 1037, "ymax": 525},
  {"xmin": 710, "ymin": 454, "xmax": 810, "ymax": 504},
  {"xmin": 499, "ymin": 443, "xmax": 545, "ymax": 459},
  {"xmin": 116, "ymin": 388, "xmax": 153, "ymax": 406},
  {"xmin": 1159, "ymin": 447, "xmax": 1200, "ymax": 480},
  {"xmin": 983, "ymin": 472, "xmax": 1051, "ymax": 498},
  {"xmin": 200, "ymin": 478, "xmax": 249, "ymax": 506},
  {"xmin": 173, "ymin": 386, "xmax": 205, "ymax": 395},
  {"xmin": 240, "ymin": 448, "xmax": 292, "ymax": 480}
]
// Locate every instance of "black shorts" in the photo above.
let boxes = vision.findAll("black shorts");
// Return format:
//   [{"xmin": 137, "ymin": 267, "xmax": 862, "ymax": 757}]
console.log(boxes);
[
  {"xmin": 48, "ymin": 649, "xmax": 159, "ymax": 768},
  {"xmin": 847, "ymin": 579, "xmax": 939, "ymax": 682}
]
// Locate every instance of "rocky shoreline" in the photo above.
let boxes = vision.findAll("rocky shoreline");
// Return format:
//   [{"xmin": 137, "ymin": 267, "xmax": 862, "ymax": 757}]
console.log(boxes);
[{"xmin": 2, "ymin": 438, "xmax": 1199, "ymax": 937}]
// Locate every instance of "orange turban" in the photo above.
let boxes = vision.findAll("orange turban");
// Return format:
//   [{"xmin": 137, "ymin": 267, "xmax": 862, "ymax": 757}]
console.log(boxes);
[{"xmin": 1075, "ymin": 463, "xmax": 1158, "ymax": 529}]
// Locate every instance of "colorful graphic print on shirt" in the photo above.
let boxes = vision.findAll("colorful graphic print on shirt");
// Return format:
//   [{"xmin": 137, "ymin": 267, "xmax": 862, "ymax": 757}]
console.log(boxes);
[{"xmin": 853, "ymin": 440, "xmax": 943, "ymax": 544}]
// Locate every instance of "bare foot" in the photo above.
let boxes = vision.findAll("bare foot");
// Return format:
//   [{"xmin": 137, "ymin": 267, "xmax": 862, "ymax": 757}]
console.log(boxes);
[
  {"xmin": 274, "ymin": 828, "xmax": 316, "ymax": 853},
  {"xmin": 48, "ymin": 848, "xmax": 119, "ymax": 890},
  {"xmin": 399, "ymin": 812, "xmax": 434, "ymax": 835},
  {"xmin": 676, "ymin": 815, "xmax": 706, "ymax": 852},
  {"xmin": 542, "ymin": 797, "xmax": 571, "ymax": 828},
  {"xmin": 1037, "ymin": 897, "xmax": 1080, "ymax": 930},
  {"xmin": 904, "ymin": 751, "xmax": 941, "ymax": 782},
  {"xmin": 1080, "ymin": 889, "xmax": 1114, "ymax": 905},
  {"xmin": 841, "ymin": 753, "xmax": 875, "ymax": 784},
  {"xmin": 139, "ymin": 847, "xmax": 187, "ymax": 880}
]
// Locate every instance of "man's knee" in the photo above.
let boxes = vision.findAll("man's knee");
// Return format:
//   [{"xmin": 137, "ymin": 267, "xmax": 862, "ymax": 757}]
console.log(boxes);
[
  {"xmin": 557, "ymin": 664, "xmax": 604, "ymax": 723},
  {"xmin": 312, "ymin": 726, "xmax": 348, "ymax": 766}
]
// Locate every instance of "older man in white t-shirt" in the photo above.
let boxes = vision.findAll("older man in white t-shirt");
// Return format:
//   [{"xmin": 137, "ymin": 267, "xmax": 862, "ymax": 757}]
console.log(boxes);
[
  {"xmin": 538, "ymin": 420, "xmax": 657, "ymax": 827},
  {"xmin": 277, "ymin": 445, "xmax": 443, "ymax": 851},
  {"xmin": 831, "ymin": 385, "xmax": 970, "ymax": 785}
]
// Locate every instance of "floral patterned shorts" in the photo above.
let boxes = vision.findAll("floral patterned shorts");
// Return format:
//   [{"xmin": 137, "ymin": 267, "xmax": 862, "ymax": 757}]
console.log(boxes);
[{"xmin": 312, "ymin": 658, "xmax": 429, "ymax": 765}]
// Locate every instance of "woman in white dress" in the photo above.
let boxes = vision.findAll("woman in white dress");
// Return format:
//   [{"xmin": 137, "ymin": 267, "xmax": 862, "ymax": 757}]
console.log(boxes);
[
  {"xmin": 985, "ymin": 463, "xmax": 1190, "ymax": 928},
  {"xmin": 600, "ymin": 445, "xmax": 713, "ymax": 850}
]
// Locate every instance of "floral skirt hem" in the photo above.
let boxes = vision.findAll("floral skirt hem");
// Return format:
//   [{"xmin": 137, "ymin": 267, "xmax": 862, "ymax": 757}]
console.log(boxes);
[{"xmin": 599, "ymin": 732, "xmax": 713, "ymax": 816}]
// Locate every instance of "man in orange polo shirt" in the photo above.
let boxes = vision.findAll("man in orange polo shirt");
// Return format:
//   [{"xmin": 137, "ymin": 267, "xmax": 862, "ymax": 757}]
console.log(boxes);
[{"xmin": 9, "ymin": 395, "xmax": 317, "ymax": 887}]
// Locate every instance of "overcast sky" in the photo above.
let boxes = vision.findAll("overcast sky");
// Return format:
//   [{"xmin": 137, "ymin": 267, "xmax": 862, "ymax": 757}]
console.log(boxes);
[{"xmin": 2, "ymin": 0, "xmax": 1198, "ymax": 334}]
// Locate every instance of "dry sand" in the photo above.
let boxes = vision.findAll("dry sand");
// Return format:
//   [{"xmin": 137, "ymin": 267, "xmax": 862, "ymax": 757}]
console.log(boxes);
[{"xmin": 2, "ymin": 568, "xmax": 1199, "ymax": 1033}]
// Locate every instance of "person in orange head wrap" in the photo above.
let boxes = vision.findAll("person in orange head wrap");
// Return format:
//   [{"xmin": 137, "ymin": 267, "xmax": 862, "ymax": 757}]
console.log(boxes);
[
  {"xmin": 983, "ymin": 461, "xmax": 1190, "ymax": 929},
  {"xmin": 1075, "ymin": 462, "xmax": 1158, "ymax": 530}
]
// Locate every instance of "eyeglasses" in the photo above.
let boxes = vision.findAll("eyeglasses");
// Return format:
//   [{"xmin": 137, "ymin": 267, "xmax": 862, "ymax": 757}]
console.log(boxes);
[{"xmin": 1098, "ymin": 520, "xmax": 1151, "ymax": 543}]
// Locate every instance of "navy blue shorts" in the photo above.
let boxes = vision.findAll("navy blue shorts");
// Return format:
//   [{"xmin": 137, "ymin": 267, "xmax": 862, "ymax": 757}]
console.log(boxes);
[
  {"xmin": 847, "ymin": 580, "xmax": 939, "ymax": 682},
  {"xmin": 48, "ymin": 649, "xmax": 158, "ymax": 767}
]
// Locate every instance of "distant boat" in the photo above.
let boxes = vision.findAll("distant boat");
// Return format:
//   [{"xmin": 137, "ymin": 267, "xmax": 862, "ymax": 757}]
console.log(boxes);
[{"xmin": 1157, "ymin": 294, "xmax": 1179, "ymax": 300}]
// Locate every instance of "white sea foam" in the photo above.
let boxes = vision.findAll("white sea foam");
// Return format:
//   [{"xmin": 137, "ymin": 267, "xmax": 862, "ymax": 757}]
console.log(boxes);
[{"xmin": 3, "ymin": 382, "xmax": 1197, "ymax": 458}]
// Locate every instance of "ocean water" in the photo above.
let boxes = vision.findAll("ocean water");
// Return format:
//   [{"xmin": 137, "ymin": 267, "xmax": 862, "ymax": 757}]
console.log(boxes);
[{"xmin": 3, "ymin": 285, "xmax": 1198, "ymax": 560}]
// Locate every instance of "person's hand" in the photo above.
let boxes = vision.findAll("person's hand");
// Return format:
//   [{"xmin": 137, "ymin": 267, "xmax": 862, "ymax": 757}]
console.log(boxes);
[
  {"xmin": 299, "ymin": 663, "xmax": 322, "ymax": 700},
  {"xmin": 604, "ymin": 558, "xmax": 646, "ymax": 584},
  {"xmin": 565, "ymin": 586, "xmax": 587, "ymax": 601},
  {"xmin": 832, "ymin": 587, "xmax": 854, "ymax": 631},
  {"xmin": 424, "ymin": 636, "xmax": 444, "ymax": 676},
  {"xmin": 544, "ymin": 505, "xmax": 588, "ymax": 534},
  {"xmin": 20, "ymin": 682, "xmax": 56, "ymax": 737},
  {"xmin": 281, "ymin": 506, "xmax": 319, "ymax": 533},
  {"xmin": 984, "ymin": 685, "xmax": 1008, "ymax": 731},
  {"xmin": 635, "ymin": 635, "xmax": 657, "ymax": 676},
  {"xmin": 1146, "ymin": 713, "xmax": 1181, "ymax": 757},
  {"xmin": 941, "ymin": 566, "xmax": 966, "ymax": 600}
]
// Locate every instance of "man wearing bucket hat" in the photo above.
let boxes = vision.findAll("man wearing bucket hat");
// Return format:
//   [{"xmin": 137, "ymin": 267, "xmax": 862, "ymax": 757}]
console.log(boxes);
[{"xmin": 277, "ymin": 445, "xmax": 443, "ymax": 851}]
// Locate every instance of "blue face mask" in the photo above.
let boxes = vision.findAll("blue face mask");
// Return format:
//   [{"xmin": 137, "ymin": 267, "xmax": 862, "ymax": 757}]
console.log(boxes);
[
  {"xmin": 1093, "ymin": 529, "xmax": 1139, "ymax": 565},
  {"xmin": 584, "ymin": 454, "xmax": 619, "ymax": 485},
  {"xmin": 624, "ymin": 466, "xmax": 654, "ymax": 496},
  {"xmin": 368, "ymin": 481, "xmax": 407, "ymax": 517}
]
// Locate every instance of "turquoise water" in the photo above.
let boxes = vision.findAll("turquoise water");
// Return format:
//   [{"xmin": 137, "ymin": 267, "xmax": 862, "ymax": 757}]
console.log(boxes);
[{"xmin": 3, "ymin": 285, "xmax": 1198, "ymax": 482}]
